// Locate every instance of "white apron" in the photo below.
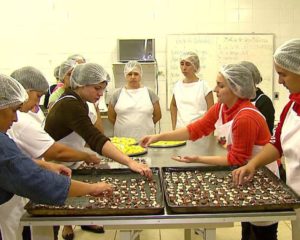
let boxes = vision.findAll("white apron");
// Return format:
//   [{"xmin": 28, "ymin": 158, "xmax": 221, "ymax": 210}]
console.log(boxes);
[
  {"xmin": 280, "ymin": 102, "xmax": 300, "ymax": 240},
  {"xmin": 51, "ymin": 96, "xmax": 97, "ymax": 169},
  {"xmin": 114, "ymin": 87, "xmax": 154, "ymax": 140},
  {"xmin": 0, "ymin": 195, "xmax": 28, "ymax": 240},
  {"xmin": 214, "ymin": 105, "xmax": 279, "ymax": 226},
  {"xmin": 174, "ymin": 80, "xmax": 208, "ymax": 128},
  {"xmin": 250, "ymin": 93, "xmax": 265, "ymax": 106}
]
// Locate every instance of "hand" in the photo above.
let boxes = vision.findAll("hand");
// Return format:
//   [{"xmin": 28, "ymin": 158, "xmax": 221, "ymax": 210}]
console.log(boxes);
[
  {"xmin": 128, "ymin": 160, "xmax": 153, "ymax": 179},
  {"xmin": 172, "ymin": 155, "xmax": 198, "ymax": 163},
  {"xmin": 45, "ymin": 162, "xmax": 72, "ymax": 177},
  {"xmin": 90, "ymin": 182, "xmax": 113, "ymax": 197},
  {"xmin": 232, "ymin": 164, "xmax": 255, "ymax": 185},
  {"xmin": 84, "ymin": 153, "xmax": 101, "ymax": 164},
  {"xmin": 139, "ymin": 135, "xmax": 159, "ymax": 147}
]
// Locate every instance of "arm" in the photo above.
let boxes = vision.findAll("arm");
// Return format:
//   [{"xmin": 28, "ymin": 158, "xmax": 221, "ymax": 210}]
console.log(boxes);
[
  {"xmin": 107, "ymin": 102, "xmax": 117, "ymax": 125},
  {"xmin": 34, "ymin": 160, "xmax": 72, "ymax": 176},
  {"xmin": 43, "ymin": 142, "xmax": 100, "ymax": 164},
  {"xmin": 172, "ymin": 155, "xmax": 228, "ymax": 166},
  {"xmin": 170, "ymin": 95, "xmax": 177, "ymax": 130},
  {"xmin": 152, "ymin": 101, "xmax": 162, "ymax": 124},
  {"xmin": 232, "ymin": 143, "xmax": 280, "ymax": 185},
  {"xmin": 35, "ymin": 160, "xmax": 112, "ymax": 197},
  {"xmin": 101, "ymin": 140, "xmax": 152, "ymax": 178},
  {"xmin": 205, "ymin": 91, "xmax": 214, "ymax": 110},
  {"xmin": 140, "ymin": 127, "xmax": 190, "ymax": 147}
]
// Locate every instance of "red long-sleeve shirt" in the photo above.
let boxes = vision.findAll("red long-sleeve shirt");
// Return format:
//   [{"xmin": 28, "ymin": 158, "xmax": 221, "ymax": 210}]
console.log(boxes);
[{"xmin": 187, "ymin": 99, "xmax": 271, "ymax": 166}]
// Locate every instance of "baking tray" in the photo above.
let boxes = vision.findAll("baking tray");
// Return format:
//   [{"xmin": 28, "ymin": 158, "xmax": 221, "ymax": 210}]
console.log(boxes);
[
  {"xmin": 149, "ymin": 141, "xmax": 186, "ymax": 148},
  {"xmin": 162, "ymin": 166, "xmax": 300, "ymax": 214},
  {"xmin": 76, "ymin": 157, "xmax": 151, "ymax": 174},
  {"xmin": 25, "ymin": 168, "xmax": 164, "ymax": 216}
]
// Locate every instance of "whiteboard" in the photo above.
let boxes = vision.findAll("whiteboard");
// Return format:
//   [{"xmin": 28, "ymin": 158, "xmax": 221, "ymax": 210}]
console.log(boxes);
[{"xmin": 166, "ymin": 34, "xmax": 274, "ymax": 107}]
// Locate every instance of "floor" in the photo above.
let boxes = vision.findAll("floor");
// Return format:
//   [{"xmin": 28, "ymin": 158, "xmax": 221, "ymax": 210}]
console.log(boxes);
[{"xmin": 57, "ymin": 221, "xmax": 292, "ymax": 240}]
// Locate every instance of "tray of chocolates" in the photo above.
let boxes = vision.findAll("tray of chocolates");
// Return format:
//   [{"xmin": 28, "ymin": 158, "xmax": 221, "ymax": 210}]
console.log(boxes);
[
  {"xmin": 162, "ymin": 166, "xmax": 300, "ymax": 213},
  {"xmin": 76, "ymin": 157, "xmax": 151, "ymax": 174},
  {"xmin": 25, "ymin": 168, "xmax": 164, "ymax": 216}
]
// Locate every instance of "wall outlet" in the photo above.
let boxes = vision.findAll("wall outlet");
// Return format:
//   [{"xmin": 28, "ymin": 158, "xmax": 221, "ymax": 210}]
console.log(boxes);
[{"xmin": 273, "ymin": 92, "xmax": 279, "ymax": 100}]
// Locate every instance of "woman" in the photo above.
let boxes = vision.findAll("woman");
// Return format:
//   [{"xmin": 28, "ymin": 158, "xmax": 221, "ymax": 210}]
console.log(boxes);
[
  {"xmin": 170, "ymin": 51, "xmax": 214, "ymax": 130},
  {"xmin": 45, "ymin": 62, "xmax": 152, "ymax": 175},
  {"xmin": 237, "ymin": 61, "xmax": 282, "ymax": 238},
  {"xmin": 43, "ymin": 65, "xmax": 59, "ymax": 109},
  {"xmin": 0, "ymin": 74, "xmax": 112, "ymax": 240},
  {"xmin": 108, "ymin": 60, "xmax": 161, "ymax": 140},
  {"xmin": 141, "ymin": 63, "xmax": 279, "ymax": 240},
  {"xmin": 45, "ymin": 62, "xmax": 151, "ymax": 239},
  {"xmin": 233, "ymin": 39, "xmax": 300, "ymax": 240},
  {"xmin": 48, "ymin": 59, "xmax": 76, "ymax": 109},
  {"xmin": 240, "ymin": 61, "xmax": 275, "ymax": 133}
]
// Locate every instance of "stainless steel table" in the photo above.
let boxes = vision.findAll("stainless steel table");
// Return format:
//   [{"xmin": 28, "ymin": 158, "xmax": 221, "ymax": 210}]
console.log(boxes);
[{"xmin": 20, "ymin": 135, "xmax": 297, "ymax": 240}]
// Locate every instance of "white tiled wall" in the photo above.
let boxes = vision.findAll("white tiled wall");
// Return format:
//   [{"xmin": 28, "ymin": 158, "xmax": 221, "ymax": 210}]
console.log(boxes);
[{"xmin": 1, "ymin": 0, "xmax": 300, "ymax": 131}]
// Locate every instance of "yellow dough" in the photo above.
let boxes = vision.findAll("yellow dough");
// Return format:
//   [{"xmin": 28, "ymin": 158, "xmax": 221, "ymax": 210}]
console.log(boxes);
[
  {"xmin": 110, "ymin": 137, "xmax": 137, "ymax": 145},
  {"xmin": 113, "ymin": 143, "xmax": 147, "ymax": 156}
]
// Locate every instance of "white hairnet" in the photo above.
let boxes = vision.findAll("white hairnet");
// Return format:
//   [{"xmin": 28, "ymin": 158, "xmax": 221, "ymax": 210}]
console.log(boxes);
[
  {"xmin": 180, "ymin": 51, "xmax": 200, "ymax": 73},
  {"xmin": 59, "ymin": 59, "xmax": 76, "ymax": 82},
  {"xmin": 124, "ymin": 61, "xmax": 143, "ymax": 77},
  {"xmin": 274, "ymin": 39, "xmax": 300, "ymax": 75},
  {"xmin": 220, "ymin": 64, "xmax": 256, "ymax": 99},
  {"xmin": 70, "ymin": 63, "xmax": 110, "ymax": 89},
  {"xmin": 239, "ymin": 61, "xmax": 262, "ymax": 85},
  {"xmin": 11, "ymin": 66, "xmax": 49, "ymax": 93},
  {"xmin": 0, "ymin": 74, "xmax": 28, "ymax": 110},
  {"xmin": 67, "ymin": 54, "xmax": 86, "ymax": 63},
  {"xmin": 54, "ymin": 65, "xmax": 60, "ymax": 80}
]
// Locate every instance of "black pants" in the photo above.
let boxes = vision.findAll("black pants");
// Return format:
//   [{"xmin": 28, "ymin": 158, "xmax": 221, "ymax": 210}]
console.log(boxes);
[{"xmin": 241, "ymin": 222, "xmax": 278, "ymax": 240}]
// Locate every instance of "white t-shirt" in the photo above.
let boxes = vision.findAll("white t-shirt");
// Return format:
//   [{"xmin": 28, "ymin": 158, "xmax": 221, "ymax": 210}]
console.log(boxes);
[
  {"xmin": 7, "ymin": 111, "xmax": 54, "ymax": 159},
  {"xmin": 173, "ymin": 79, "xmax": 212, "ymax": 128}
]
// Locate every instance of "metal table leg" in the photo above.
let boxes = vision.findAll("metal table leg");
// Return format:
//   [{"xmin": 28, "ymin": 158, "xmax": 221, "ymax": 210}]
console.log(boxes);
[
  {"xmin": 119, "ymin": 230, "xmax": 141, "ymax": 240},
  {"xmin": 203, "ymin": 228, "xmax": 216, "ymax": 240}
]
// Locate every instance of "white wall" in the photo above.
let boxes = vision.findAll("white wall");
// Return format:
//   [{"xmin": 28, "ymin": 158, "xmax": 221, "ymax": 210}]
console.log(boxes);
[{"xmin": 1, "ymin": 0, "xmax": 300, "ymax": 131}]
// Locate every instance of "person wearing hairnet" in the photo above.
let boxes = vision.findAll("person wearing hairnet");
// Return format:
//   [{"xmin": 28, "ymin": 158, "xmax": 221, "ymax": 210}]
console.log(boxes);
[
  {"xmin": 44, "ymin": 61, "xmax": 152, "ymax": 176},
  {"xmin": 170, "ymin": 51, "xmax": 214, "ymax": 130},
  {"xmin": 67, "ymin": 53, "xmax": 86, "ymax": 64},
  {"xmin": 7, "ymin": 66, "xmax": 103, "ymax": 240},
  {"xmin": 240, "ymin": 61, "xmax": 275, "ymax": 133},
  {"xmin": 43, "ymin": 65, "xmax": 60, "ymax": 109},
  {"xmin": 108, "ymin": 60, "xmax": 161, "ymax": 140},
  {"xmin": 237, "ymin": 61, "xmax": 282, "ymax": 238},
  {"xmin": 48, "ymin": 59, "xmax": 76, "ymax": 109},
  {"xmin": 48, "ymin": 61, "xmax": 106, "ymax": 239},
  {"xmin": 0, "ymin": 74, "xmax": 112, "ymax": 240},
  {"xmin": 141, "ymin": 63, "xmax": 279, "ymax": 240},
  {"xmin": 233, "ymin": 39, "xmax": 300, "ymax": 240}
]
